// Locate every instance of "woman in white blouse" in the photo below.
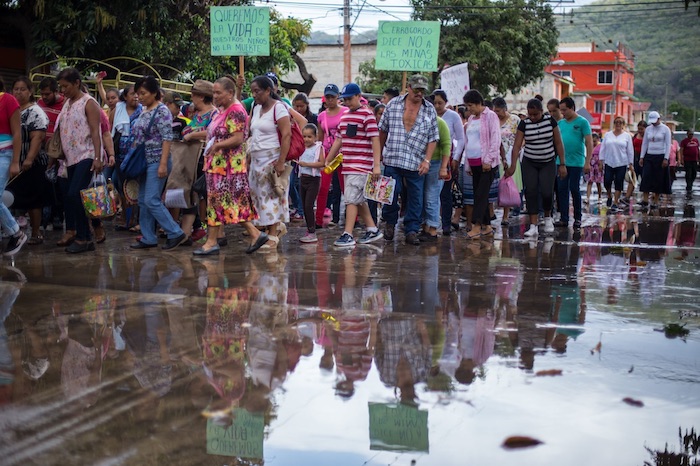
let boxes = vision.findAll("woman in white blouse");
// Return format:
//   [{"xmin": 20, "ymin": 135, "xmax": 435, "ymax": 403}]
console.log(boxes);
[{"xmin": 600, "ymin": 117, "xmax": 634, "ymax": 210}]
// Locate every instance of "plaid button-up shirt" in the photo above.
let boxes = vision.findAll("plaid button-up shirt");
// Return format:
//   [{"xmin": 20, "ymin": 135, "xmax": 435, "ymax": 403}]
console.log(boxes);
[{"xmin": 378, "ymin": 95, "xmax": 440, "ymax": 171}]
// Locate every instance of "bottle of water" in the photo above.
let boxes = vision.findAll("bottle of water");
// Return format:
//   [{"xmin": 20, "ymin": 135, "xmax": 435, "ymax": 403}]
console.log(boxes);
[{"xmin": 323, "ymin": 153, "xmax": 343, "ymax": 175}]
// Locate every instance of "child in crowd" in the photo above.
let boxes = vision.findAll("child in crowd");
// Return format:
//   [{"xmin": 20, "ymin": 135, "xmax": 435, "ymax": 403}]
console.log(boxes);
[
  {"xmin": 297, "ymin": 124, "xmax": 326, "ymax": 243},
  {"xmin": 326, "ymin": 83, "xmax": 383, "ymax": 247}
]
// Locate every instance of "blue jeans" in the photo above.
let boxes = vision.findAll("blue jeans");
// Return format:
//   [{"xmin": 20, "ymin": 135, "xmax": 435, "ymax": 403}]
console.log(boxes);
[
  {"xmin": 422, "ymin": 160, "xmax": 444, "ymax": 229},
  {"xmin": 289, "ymin": 166, "xmax": 303, "ymax": 215},
  {"xmin": 0, "ymin": 149, "xmax": 19, "ymax": 236},
  {"xmin": 66, "ymin": 159, "xmax": 94, "ymax": 241},
  {"xmin": 138, "ymin": 162, "xmax": 183, "ymax": 245},
  {"xmin": 557, "ymin": 166, "xmax": 583, "ymax": 223},
  {"xmin": 383, "ymin": 165, "xmax": 424, "ymax": 234}
]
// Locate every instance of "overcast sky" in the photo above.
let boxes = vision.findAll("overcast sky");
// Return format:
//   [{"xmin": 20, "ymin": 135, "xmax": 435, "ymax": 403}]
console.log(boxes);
[{"xmin": 255, "ymin": 0, "xmax": 598, "ymax": 35}]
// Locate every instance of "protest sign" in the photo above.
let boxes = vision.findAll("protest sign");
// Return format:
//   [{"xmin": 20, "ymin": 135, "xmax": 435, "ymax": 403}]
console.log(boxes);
[
  {"xmin": 206, "ymin": 409, "xmax": 264, "ymax": 459},
  {"xmin": 210, "ymin": 6, "xmax": 270, "ymax": 56},
  {"xmin": 368, "ymin": 402, "xmax": 429, "ymax": 452},
  {"xmin": 440, "ymin": 62, "xmax": 471, "ymax": 105},
  {"xmin": 376, "ymin": 21, "xmax": 440, "ymax": 72}
]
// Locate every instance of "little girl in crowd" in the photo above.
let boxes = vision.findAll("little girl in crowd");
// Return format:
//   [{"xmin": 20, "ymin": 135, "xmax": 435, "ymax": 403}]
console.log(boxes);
[{"xmin": 297, "ymin": 124, "xmax": 326, "ymax": 243}]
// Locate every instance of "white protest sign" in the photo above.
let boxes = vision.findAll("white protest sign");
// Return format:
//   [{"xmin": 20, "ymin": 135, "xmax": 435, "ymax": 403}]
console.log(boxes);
[{"xmin": 439, "ymin": 63, "xmax": 470, "ymax": 106}]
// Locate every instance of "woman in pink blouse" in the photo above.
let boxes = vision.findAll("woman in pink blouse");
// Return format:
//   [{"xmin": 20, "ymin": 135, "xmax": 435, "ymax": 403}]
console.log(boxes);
[{"xmin": 57, "ymin": 68, "xmax": 103, "ymax": 253}]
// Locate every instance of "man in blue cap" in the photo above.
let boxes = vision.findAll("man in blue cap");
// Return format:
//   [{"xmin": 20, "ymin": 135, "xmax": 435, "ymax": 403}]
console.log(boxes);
[{"xmin": 378, "ymin": 74, "xmax": 439, "ymax": 245}]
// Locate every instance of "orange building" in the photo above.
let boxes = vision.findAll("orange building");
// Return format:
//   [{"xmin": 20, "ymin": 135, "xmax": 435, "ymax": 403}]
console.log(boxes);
[{"xmin": 546, "ymin": 42, "xmax": 642, "ymax": 131}]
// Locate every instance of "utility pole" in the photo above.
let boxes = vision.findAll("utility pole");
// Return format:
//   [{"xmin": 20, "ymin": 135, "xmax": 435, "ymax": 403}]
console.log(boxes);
[
  {"xmin": 664, "ymin": 84, "xmax": 668, "ymax": 119},
  {"xmin": 610, "ymin": 49, "xmax": 618, "ymax": 131},
  {"xmin": 343, "ymin": 0, "xmax": 352, "ymax": 85}
]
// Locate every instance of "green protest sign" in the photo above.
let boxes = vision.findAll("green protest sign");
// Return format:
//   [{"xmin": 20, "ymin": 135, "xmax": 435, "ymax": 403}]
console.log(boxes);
[
  {"xmin": 206, "ymin": 409, "xmax": 265, "ymax": 459},
  {"xmin": 368, "ymin": 402, "xmax": 429, "ymax": 452},
  {"xmin": 376, "ymin": 21, "xmax": 441, "ymax": 72},
  {"xmin": 210, "ymin": 6, "xmax": 270, "ymax": 56}
]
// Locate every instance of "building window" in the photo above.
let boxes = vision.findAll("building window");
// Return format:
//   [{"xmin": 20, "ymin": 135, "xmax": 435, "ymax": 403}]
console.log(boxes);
[
  {"xmin": 606, "ymin": 101, "xmax": 614, "ymax": 114},
  {"xmin": 553, "ymin": 70, "xmax": 572, "ymax": 79},
  {"xmin": 594, "ymin": 101, "xmax": 603, "ymax": 114},
  {"xmin": 598, "ymin": 70, "xmax": 613, "ymax": 85}
]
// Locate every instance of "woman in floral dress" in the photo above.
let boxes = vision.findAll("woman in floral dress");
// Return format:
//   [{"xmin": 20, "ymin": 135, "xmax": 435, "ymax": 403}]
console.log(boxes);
[
  {"xmin": 493, "ymin": 98, "xmax": 522, "ymax": 223},
  {"xmin": 585, "ymin": 132, "xmax": 604, "ymax": 204},
  {"xmin": 194, "ymin": 75, "xmax": 268, "ymax": 256}
]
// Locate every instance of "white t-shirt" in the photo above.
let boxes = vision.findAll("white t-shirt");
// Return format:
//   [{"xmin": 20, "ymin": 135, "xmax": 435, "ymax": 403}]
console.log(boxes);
[
  {"xmin": 249, "ymin": 101, "xmax": 289, "ymax": 152},
  {"xmin": 465, "ymin": 118, "xmax": 481, "ymax": 161},
  {"xmin": 299, "ymin": 143, "xmax": 322, "ymax": 177}
]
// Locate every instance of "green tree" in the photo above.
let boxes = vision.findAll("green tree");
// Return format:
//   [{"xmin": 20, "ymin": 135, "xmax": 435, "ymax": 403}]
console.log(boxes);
[
  {"xmin": 356, "ymin": 59, "xmax": 409, "ymax": 94},
  {"xmin": 0, "ymin": 0, "xmax": 311, "ymax": 86},
  {"xmin": 409, "ymin": 0, "xmax": 558, "ymax": 96}
]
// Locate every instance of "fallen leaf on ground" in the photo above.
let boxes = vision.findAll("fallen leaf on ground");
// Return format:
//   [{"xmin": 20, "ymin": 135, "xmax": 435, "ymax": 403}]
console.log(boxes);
[
  {"xmin": 622, "ymin": 397, "xmax": 644, "ymax": 407},
  {"xmin": 535, "ymin": 369, "xmax": 563, "ymax": 377},
  {"xmin": 590, "ymin": 341, "xmax": 602, "ymax": 354},
  {"xmin": 502, "ymin": 436, "xmax": 543, "ymax": 449}
]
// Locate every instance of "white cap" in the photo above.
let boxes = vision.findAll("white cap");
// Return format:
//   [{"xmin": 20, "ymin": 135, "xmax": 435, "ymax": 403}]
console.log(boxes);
[{"xmin": 647, "ymin": 111, "xmax": 660, "ymax": 124}]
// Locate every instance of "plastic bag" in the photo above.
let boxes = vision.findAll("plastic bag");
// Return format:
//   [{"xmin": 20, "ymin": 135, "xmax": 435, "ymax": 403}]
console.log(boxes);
[
  {"xmin": 80, "ymin": 173, "xmax": 116, "ymax": 218},
  {"xmin": 498, "ymin": 175, "xmax": 520, "ymax": 208}
]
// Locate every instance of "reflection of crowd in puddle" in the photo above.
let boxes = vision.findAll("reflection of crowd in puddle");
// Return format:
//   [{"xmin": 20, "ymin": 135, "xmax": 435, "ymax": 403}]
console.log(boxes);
[{"xmin": 0, "ymin": 211, "xmax": 697, "ymax": 458}]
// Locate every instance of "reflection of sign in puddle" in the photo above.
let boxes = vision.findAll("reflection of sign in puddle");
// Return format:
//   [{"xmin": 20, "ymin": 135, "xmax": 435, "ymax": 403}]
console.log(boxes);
[
  {"xmin": 368, "ymin": 402, "xmax": 429, "ymax": 452},
  {"xmin": 206, "ymin": 409, "xmax": 264, "ymax": 459}
]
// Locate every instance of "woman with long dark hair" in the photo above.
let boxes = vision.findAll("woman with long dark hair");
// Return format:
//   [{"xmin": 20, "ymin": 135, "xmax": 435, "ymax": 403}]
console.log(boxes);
[
  {"xmin": 505, "ymin": 98, "xmax": 566, "ymax": 238},
  {"xmin": 56, "ymin": 67, "xmax": 103, "ymax": 253},
  {"xmin": 128, "ymin": 76, "xmax": 186, "ymax": 251}
]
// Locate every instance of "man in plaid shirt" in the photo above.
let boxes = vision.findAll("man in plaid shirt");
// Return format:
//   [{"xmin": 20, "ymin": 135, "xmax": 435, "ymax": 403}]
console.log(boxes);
[{"xmin": 378, "ymin": 75, "xmax": 439, "ymax": 245}]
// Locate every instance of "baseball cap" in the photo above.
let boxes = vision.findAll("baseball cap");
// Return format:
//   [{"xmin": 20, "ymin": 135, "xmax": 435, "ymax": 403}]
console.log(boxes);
[
  {"xmin": 408, "ymin": 74, "xmax": 429, "ymax": 91},
  {"xmin": 339, "ymin": 83, "xmax": 361, "ymax": 99},
  {"xmin": 324, "ymin": 84, "xmax": 340, "ymax": 97},
  {"xmin": 647, "ymin": 111, "xmax": 660, "ymax": 124}
]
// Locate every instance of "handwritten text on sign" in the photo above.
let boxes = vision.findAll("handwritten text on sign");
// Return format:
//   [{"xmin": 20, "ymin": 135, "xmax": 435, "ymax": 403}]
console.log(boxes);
[
  {"xmin": 376, "ymin": 21, "xmax": 440, "ymax": 72},
  {"xmin": 210, "ymin": 6, "xmax": 270, "ymax": 56},
  {"xmin": 439, "ymin": 62, "xmax": 471, "ymax": 106},
  {"xmin": 368, "ymin": 402, "xmax": 429, "ymax": 452},
  {"xmin": 206, "ymin": 409, "xmax": 264, "ymax": 459}
]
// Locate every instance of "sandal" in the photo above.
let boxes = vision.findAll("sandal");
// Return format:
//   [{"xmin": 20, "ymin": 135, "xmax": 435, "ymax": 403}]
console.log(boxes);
[
  {"xmin": 27, "ymin": 236, "xmax": 44, "ymax": 245},
  {"xmin": 481, "ymin": 227, "xmax": 494, "ymax": 237},
  {"xmin": 259, "ymin": 235, "xmax": 279, "ymax": 250},
  {"xmin": 94, "ymin": 225, "xmax": 106, "ymax": 244},
  {"xmin": 57, "ymin": 233, "xmax": 76, "ymax": 247},
  {"xmin": 466, "ymin": 229, "xmax": 482, "ymax": 240}
]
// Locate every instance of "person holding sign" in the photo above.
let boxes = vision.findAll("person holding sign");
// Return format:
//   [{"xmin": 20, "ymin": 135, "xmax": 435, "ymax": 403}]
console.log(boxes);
[
  {"xmin": 325, "ymin": 83, "xmax": 383, "ymax": 247},
  {"xmin": 378, "ymin": 75, "xmax": 439, "ymax": 246}
]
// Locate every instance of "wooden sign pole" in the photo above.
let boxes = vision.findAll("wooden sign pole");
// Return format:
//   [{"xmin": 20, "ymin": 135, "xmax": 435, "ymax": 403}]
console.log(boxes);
[{"xmin": 401, "ymin": 71, "xmax": 408, "ymax": 94}]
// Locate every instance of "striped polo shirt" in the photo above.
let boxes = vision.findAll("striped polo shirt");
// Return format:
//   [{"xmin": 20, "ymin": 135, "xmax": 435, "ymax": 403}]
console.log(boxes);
[
  {"xmin": 517, "ymin": 114, "xmax": 558, "ymax": 162},
  {"xmin": 336, "ymin": 106, "xmax": 379, "ymax": 175}
]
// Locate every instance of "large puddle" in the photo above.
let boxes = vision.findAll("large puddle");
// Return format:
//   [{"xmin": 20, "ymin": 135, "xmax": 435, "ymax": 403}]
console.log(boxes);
[{"xmin": 1, "ymin": 201, "xmax": 699, "ymax": 465}]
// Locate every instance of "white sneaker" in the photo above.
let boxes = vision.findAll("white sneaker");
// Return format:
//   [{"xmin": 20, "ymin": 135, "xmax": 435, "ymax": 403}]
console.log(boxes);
[
  {"xmin": 544, "ymin": 217, "xmax": 554, "ymax": 234},
  {"xmin": 524, "ymin": 224, "xmax": 539, "ymax": 237}
]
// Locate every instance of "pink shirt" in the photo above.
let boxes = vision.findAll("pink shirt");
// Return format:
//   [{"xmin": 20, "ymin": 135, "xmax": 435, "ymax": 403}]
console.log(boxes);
[
  {"xmin": 59, "ymin": 93, "xmax": 99, "ymax": 166},
  {"xmin": 317, "ymin": 107, "xmax": 349, "ymax": 152},
  {"xmin": 669, "ymin": 139, "xmax": 679, "ymax": 166}
]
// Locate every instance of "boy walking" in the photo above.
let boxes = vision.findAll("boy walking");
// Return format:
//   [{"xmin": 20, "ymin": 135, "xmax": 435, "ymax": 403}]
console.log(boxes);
[{"xmin": 326, "ymin": 83, "xmax": 383, "ymax": 247}]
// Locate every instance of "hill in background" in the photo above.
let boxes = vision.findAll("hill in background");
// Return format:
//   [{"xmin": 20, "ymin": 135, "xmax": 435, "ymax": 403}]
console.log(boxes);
[{"xmin": 556, "ymin": 0, "xmax": 700, "ymax": 112}]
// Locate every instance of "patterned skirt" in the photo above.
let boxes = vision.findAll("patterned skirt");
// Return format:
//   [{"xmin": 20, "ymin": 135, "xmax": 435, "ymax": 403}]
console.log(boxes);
[{"xmin": 206, "ymin": 172, "xmax": 258, "ymax": 226}]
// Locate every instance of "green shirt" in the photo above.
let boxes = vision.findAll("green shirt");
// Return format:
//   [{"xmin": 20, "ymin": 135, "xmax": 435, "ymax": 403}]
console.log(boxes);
[
  {"xmin": 558, "ymin": 115, "xmax": 591, "ymax": 167},
  {"xmin": 242, "ymin": 96, "xmax": 292, "ymax": 113},
  {"xmin": 433, "ymin": 117, "xmax": 451, "ymax": 162}
]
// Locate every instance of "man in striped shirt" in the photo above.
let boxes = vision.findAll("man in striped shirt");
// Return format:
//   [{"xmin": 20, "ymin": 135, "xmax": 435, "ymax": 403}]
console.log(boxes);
[{"xmin": 325, "ymin": 83, "xmax": 383, "ymax": 247}]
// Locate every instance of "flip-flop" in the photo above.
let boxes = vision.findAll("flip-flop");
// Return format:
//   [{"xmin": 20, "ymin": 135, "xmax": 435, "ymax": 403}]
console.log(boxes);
[
  {"xmin": 246, "ymin": 232, "xmax": 270, "ymax": 254},
  {"xmin": 466, "ymin": 230, "xmax": 481, "ymax": 240}
]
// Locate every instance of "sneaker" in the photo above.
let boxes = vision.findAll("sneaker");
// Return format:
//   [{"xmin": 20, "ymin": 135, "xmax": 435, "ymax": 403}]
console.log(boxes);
[
  {"xmin": 606, "ymin": 198, "xmax": 613, "ymax": 207},
  {"xmin": 524, "ymin": 224, "xmax": 539, "ymax": 237},
  {"xmin": 619, "ymin": 197, "xmax": 630, "ymax": 206},
  {"xmin": 326, "ymin": 221, "xmax": 337, "ymax": 228},
  {"xmin": 554, "ymin": 220, "xmax": 568, "ymax": 228},
  {"xmin": 573, "ymin": 220, "xmax": 582, "ymax": 229},
  {"xmin": 543, "ymin": 217, "xmax": 554, "ymax": 234},
  {"xmin": 334, "ymin": 232, "xmax": 355, "ymax": 247},
  {"xmin": 3, "ymin": 231, "xmax": 27, "ymax": 256},
  {"xmin": 358, "ymin": 229, "xmax": 384, "ymax": 244},
  {"xmin": 291, "ymin": 213, "xmax": 304, "ymax": 221},
  {"xmin": 300, "ymin": 232, "xmax": 318, "ymax": 243},
  {"xmin": 417, "ymin": 230, "xmax": 438, "ymax": 242}
]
